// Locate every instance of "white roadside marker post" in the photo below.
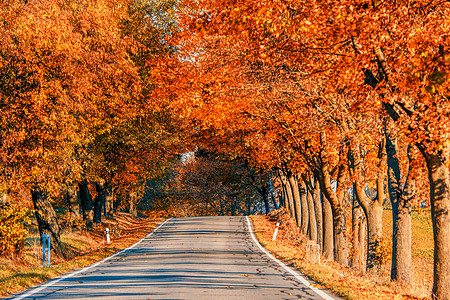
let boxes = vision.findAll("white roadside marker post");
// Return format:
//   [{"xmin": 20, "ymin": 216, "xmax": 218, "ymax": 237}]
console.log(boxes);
[
  {"xmin": 272, "ymin": 222, "xmax": 280, "ymax": 241},
  {"xmin": 105, "ymin": 228, "xmax": 110, "ymax": 244}
]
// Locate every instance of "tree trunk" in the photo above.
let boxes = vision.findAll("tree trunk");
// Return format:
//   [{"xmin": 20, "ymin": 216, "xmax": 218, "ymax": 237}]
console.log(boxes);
[
  {"xmin": 279, "ymin": 192, "xmax": 285, "ymax": 209},
  {"xmin": 365, "ymin": 200, "xmax": 384, "ymax": 270},
  {"xmin": 94, "ymin": 182, "xmax": 106, "ymax": 224},
  {"xmin": 314, "ymin": 132, "xmax": 348, "ymax": 266},
  {"xmin": 261, "ymin": 185, "xmax": 270, "ymax": 215},
  {"xmin": 231, "ymin": 197, "xmax": 237, "ymax": 216},
  {"xmin": 299, "ymin": 179, "xmax": 309, "ymax": 235},
  {"xmin": 78, "ymin": 180, "xmax": 93, "ymax": 228},
  {"xmin": 268, "ymin": 174, "xmax": 278, "ymax": 209},
  {"xmin": 313, "ymin": 177, "xmax": 323, "ymax": 248},
  {"xmin": 246, "ymin": 199, "xmax": 252, "ymax": 216},
  {"xmin": 391, "ymin": 201, "xmax": 412, "ymax": 282},
  {"xmin": 375, "ymin": 46, "xmax": 448, "ymax": 297},
  {"xmin": 322, "ymin": 191, "xmax": 334, "ymax": 261},
  {"xmin": 305, "ymin": 178, "xmax": 318, "ymax": 243},
  {"xmin": 333, "ymin": 208, "xmax": 348, "ymax": 267},
  {"xmin": 420, "ymin": 150, "xmax": 450, "ymax": 300},
  {"xmin": 278, "ymin": 171, "xmax": 289, "ymax": 212},
  {"xmin": 280, "ymin": 171, "xmax": 296, "ymax": 219},
  {"xmin": 31, "ymin": 189, "xmax": 66, "ymax": 259},
  {"xmin": 128, "ymin": 192, "xmax": 138, "ymax": 218},
  {"xmin": 351, "ymin": 189, "xmax": 366, "ymax": 271},
  {"xmin": 129, "ymin": 199, "xmax": 137, "ymax": 217},
  {"xmin": 385, "ymin": 124, "xmax": 414, "ymax": 286},
  {"xmin": 305, "ymin": 175, "xmax": 324, "ymax": 247},
  {"xmin": 104, "ymin": 183, "xmax": 115, "ymax": 217},
  {"xmin": 65, "ymin": 184, "xmax": 80, "ymax": 221},
  {"xmin": 349, "ymin": 139, "xmax": 386, "ymax": 272},
  {"xmin": 288, "ymin": 174, "xmax": 302, "ymax": 228},
  {"xmin": 358, "ymin": 208, "xmax": 367, "ymax": 270}
]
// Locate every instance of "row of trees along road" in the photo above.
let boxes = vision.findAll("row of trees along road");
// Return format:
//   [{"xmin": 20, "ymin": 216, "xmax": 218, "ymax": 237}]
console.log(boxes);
[
  {"xmin": 146, "ymin": 150, "xmax": 278, "ymax": 217},
  {"xmin": 0, "ymin": 0, "xmax": 187, "ymax": 258},
  {"xmin": 151, "ymin": 0, "xmax": 449, "ymax": 299},
  {"xmin": 0, "ymin": 0, "xmax": 448, "ymax": 299}
]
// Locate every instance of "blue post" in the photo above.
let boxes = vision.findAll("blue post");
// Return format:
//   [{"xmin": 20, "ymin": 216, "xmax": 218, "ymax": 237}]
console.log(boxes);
[{"xmin": 42, "ymin": 234, "xmax": 51, "ymax": 267}]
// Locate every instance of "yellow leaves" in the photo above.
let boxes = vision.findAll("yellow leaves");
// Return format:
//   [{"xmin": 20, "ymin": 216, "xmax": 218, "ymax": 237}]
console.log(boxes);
[
  {"xmin": 0, "ymin": 0, "xmax": 150, "ymax": 194},
  {"xmin": 0, "ymin": 205, "xmax": 29, "ymax": 255}
]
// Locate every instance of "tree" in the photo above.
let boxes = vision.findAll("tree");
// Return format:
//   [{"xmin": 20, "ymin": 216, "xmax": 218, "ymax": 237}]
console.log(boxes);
[{"xmin": 168, "ymin": 1, "xmax": 449, "ymax": 297}]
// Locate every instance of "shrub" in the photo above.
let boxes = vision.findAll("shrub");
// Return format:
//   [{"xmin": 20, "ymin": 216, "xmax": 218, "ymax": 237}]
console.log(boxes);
[{"xmin": 0, "ymin": 205, "xmax": 29, "ymax": 256}]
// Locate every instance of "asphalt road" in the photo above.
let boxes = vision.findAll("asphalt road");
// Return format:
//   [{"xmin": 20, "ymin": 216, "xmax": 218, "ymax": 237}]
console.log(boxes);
[{"xmin": 9, "ymin": 216, "xmax": 339, "ymax": 300}]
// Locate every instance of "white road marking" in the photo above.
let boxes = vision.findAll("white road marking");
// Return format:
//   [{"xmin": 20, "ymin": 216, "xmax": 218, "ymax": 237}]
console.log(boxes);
[
  {"xmin": 12, "ymin": 218, "xmax": 171, "ymax": 300},
  {"xmin": 245, "ymin": 216, "xmax": 336, "ymax": 300}
]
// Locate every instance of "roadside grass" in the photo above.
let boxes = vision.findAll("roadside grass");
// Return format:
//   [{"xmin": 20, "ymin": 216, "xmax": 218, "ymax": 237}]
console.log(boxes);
[
  {"xmin": 251, "ymin": 208, "xmax": 433, "ymax": 300},
  {"xmin": 0, "ymin": 212, "xmax": 164, "ymax": 298}
]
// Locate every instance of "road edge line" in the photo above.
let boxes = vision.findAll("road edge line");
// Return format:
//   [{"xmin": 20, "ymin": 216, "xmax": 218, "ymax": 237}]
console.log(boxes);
[
  {"xmin": 12, "ymin": 218, "xmax": 171, "ymax": 300},
  {"xmin": 245, "ymin": 216, "xmax": 335, "ymax": 300}
]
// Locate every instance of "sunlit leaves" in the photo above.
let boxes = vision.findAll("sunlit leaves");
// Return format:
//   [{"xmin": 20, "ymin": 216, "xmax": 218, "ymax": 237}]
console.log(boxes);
[{"xmin": 0, "ymin": 0, "xmax": 141, "ymax": 195}]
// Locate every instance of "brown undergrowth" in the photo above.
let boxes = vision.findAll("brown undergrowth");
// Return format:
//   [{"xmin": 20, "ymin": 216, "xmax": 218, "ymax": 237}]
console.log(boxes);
[
  {"xmin": 0, "ymin": 212, "xmax": 164, "ymax": 298},
  {"xmin": 251, "ymin": 208, "xmax": 432, "ymax": 300}
]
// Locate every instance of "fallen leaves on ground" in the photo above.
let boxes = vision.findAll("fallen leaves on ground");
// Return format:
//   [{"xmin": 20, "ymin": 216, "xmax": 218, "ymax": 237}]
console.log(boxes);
[{"xmin": 0, "ymin": 212, "xmax": 164, "ymax": 298}]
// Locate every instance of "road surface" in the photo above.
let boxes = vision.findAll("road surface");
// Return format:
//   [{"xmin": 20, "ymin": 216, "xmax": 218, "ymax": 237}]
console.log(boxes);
[{"xmin": 9, "ymin": 216, "xmax": 339, "ymax": 299}]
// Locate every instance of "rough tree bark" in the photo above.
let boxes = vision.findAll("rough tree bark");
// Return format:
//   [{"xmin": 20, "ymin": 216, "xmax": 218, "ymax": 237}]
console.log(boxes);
[
  {"xmin": 288, "ymin": 174, "xmax": 302, "ymax": 228},
  {"xmin": 314, "ymin": 132, "xmax": 348, "ymax": 266},
  {"xmin": 421, "ymin": 149, "xmax": 450, "ymax": 299},
  {"xmin": 304, "ymin": 175, "xmax": 323, "ymax": 247},
  {"xmin": 322, "ymin": 191, "xmax": 334, "ymax": 261},
  {"xmin": 349, "ymin": 139, "xmax": 387, "ymax": 271},
  {"xmin": 268, "ymin": 173, "xmax": 279, "ymax": 209},
  {"xmin": 279, "ymin": 170, "xmax": 296, "ymax": 219},
  {"xmin": 64, "ymin": 184, "xmax": 79, "ymax": 221},
  {"xmin": 94, "ymin": 182, "xmax": 106, "ymax": 224},
  {"xmin": 299, "ymin": 179, "xmax": 309, "ymax": 235},
  {"xmin": 374, "ymin": 46, "xmax": 449, "ymax": 298},
  {"xmin": 31, "ymin": 189, "xmax": 66, "ymax": 259},
  {"xmin": 304, "ymin": 176, "xmax": 318, "ymax": 243},
  {"xmin": 351, "ymin": 186, "xmax": 366, "ymax": 271},
  {"xmin": 279, "ymin": 193, "xmax": 285, "ymax": 209},
  {"xmin": 279, "ymin": 187, "xmax": 286, "ymax": 211},
  {"xmin": 104, "ymin": 183, "xmax": 115, "ymax": 218},
  {"xmin": 78, "ymin": 180, "xmax": 94, "ymax": 228},
  {"xmin": 384, "ymin": 112, "xmax": 450, "ymax": 299},
  {"xmin": 260, "ymin": 184, "xmax": 270, "ymax": 215},
  {"xmin": 385, "ymin": 123, "xmax": 414, "ymax": 286},
  {"xmin": 128, "ymin": 192, "xmax": 138, "ymax": 218}
]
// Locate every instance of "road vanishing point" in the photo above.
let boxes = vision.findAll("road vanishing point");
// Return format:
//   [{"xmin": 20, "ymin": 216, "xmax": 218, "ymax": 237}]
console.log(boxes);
[{"xmin": 9, "ymin": 216, "xmax": 340, "ymax": 300}]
